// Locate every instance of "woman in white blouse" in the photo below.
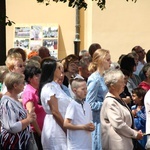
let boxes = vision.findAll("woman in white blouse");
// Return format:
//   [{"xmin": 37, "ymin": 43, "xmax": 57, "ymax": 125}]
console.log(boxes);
[{"xmin": 39, "ymin": 58, "xmax": 72, "ymax": 150}]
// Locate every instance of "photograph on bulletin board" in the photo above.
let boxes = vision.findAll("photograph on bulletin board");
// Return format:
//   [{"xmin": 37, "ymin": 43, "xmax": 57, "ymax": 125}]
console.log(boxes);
[
  {"xmin": 43, "ymin": 26, "xmax": 58, "ymax": 38},
  {"xmin": 15, "ymin": 27, "xmax": 30, "ymax": 38},
  {"xmin": 14, "ymin": 24, "xmax": 59, "ymax": 59}
]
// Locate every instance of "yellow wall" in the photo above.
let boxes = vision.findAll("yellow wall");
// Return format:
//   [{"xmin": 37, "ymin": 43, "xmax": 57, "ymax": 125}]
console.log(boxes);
[
  {"xmin": 84, "ymin": 0, "xmax": 150, "ymax": 62},
  {"xmin": 6, "ymin": 0, "xmax": 150, "ymax": 62},
  {"xmin": 6, "ymin": 0, "xmax": 76, "ymax": 59}
]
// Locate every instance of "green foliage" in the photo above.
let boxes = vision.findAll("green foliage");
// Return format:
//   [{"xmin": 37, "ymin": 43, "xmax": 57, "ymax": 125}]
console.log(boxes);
[
  {"xmin": 0, "ymin": 16, "xmax": 15, "ymax": 26},
  {"xmin": 5, "ymin": 16, "xmax": 15, "ymax": 26},
  {"xmin": 37, "ymin": 0, "xmax": 137, "ymax": 10},
  {"xmin": 126, "ymin": 0, "xmax": 137, "ymax": 2}
]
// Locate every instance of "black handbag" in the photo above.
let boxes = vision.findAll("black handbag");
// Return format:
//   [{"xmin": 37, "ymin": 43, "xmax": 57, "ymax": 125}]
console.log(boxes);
[{"xmin": 132, "ymin": 139, "xmax": 145, "ymax": 150}]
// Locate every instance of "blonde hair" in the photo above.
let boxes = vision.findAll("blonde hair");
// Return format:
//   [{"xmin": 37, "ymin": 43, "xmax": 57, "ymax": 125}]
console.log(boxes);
[
  {"xmin": 88, "ymin": 49, "xmax": 109, "ymax": 73},
  {"xmin": 5, "ymin": 53, "xmax": 23, "ymax": 71},
  {"xmin": 4, "ymin": 72, "xmax": 24, "ymax": 91},
  {"xmin": 0, "ymin": 66, "xmax": 9, "ymax": 82}
]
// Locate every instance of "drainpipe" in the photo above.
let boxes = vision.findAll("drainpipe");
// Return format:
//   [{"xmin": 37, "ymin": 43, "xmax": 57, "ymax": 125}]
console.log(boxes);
[{"xmin": 74, "ymin": 6, "xmax": 80, "ymax": 55}]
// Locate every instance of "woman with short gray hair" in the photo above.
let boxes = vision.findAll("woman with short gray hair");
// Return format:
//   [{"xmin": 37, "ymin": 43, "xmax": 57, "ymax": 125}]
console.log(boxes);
[
  {"xmin": 100, "ymin": 69, "xmax": 143, "ymax": 150},
  {"xmin": 0, "ymin": 72, "xmax": 36, "ymax": 149}
]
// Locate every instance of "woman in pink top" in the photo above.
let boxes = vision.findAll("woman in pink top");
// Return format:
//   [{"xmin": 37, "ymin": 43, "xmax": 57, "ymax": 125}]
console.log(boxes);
[{"xmin": 22, "ymin": 65, "xmax": 46, "ymax": 150}]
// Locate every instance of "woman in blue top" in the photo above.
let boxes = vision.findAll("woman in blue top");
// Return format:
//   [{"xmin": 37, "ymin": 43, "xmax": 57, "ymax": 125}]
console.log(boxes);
[{"xmin": 86, "ymin": 49, "xmax": 111, "ymax": 150}]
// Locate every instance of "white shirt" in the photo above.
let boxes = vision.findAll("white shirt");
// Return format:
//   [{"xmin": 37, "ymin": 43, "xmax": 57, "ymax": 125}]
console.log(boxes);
[
  {"xmin": 65, "ymin": 100, "xmax": 93, "ymax": 150},
  {"xmin": 40, "ymin": 81, "xmax": 72, "ymax": 149}
]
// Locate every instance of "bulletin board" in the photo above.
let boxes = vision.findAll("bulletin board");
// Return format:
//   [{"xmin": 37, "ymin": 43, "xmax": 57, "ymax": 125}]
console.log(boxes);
[{"xmin": 13, "ymin": 24, "xmax": 59, "ymax": 59}]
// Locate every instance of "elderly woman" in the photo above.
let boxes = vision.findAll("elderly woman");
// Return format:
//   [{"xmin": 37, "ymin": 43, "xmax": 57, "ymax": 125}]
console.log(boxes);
[
  {"xmin": 1, "ymin": 53, "xmax": 25, "ymax": 96},
  {"xmin": 100, "ymin": 69, "xmax": 143, "ymax": 150},
  {"xmin": 0, "ymin": 72, "xmax": 36, "ymax": 150}
]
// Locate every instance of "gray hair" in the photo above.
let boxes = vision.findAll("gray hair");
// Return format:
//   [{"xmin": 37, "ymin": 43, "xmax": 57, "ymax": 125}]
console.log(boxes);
[
  {"xmin": 4, "ymin": 72, "xmax": 24, "ymax": 91},
  {"xmin": 79, "ymin": 56, "xmax": 92, "ymax": 68},
  {"xmin": 79, "ymin": 50, "xmax": 89, "ymax": 57},
  {"xmin": 104, "ymin": 69, "xmax": 124, "ymax": 88}
]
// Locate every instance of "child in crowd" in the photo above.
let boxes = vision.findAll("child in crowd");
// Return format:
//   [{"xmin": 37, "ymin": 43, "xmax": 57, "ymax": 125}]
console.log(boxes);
[
  {"xmin": 64, "ymin": 78, "xmax": 95, "ymax": 150},
  {"xmin": 131, "ymin": 87, "xmax": 147, "ymax": 149}
]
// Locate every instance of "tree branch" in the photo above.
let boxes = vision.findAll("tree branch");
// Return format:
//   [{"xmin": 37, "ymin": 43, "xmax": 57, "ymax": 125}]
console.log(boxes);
[{"xmin": 37, "ymin": 0, "xmax": 137, "ymax": 10}]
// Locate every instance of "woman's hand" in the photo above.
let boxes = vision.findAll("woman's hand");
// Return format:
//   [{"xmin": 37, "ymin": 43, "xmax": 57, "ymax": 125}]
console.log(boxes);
[
  {"xmin": 136, "ymin": 130, "xmax": 143, "ymax": 140},
  {"xmin": 26, "ymin": 107, "xmax": 36, "ymax": 123},
  {"xmin": 21, "ymin": 107, "xmax": 37, "ymax": 130}
]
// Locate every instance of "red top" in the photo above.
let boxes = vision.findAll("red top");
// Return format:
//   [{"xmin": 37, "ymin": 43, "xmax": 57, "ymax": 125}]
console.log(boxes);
[{"xmin": 139, "ymin": 81, "xmax": 150, "ymax": 91}]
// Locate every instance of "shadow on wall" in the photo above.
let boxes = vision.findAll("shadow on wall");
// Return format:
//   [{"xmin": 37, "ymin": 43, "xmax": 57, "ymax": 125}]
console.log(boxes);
[{"xmin": 58, "ymin": 27, "xmax": 67, "ymax": 60}]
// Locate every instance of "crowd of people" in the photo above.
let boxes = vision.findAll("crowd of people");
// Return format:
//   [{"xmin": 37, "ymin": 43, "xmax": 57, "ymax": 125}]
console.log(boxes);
[{"xmin": 0, "ymin": 44, "xmax": 150, "ymax": 150}]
